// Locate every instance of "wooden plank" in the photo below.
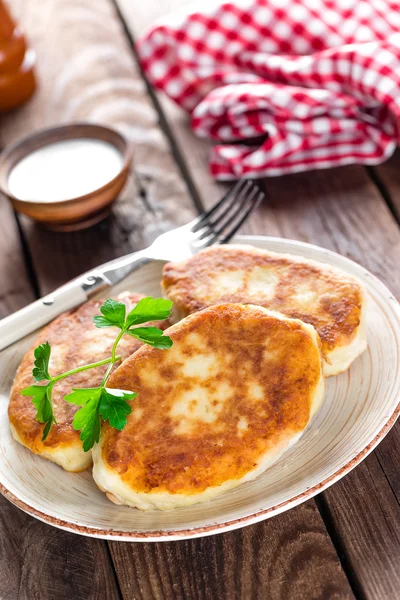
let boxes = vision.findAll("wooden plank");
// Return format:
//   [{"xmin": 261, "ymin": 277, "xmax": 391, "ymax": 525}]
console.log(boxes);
[
  {"xmin": 114, "ymin": 2, "xmax": 400, "ymax": 597},
  {"xmin": 323, "ymin": 453, "xmax": 400, "ymax": 600},
  {"xmin": 0, "ymin": 194, "xmax": 34, "ymax": 318},
  {"xmin": 0, "ymin": 503, "xmax": 121, "ymax": 600},
  {"xmin": 370, "ymin": 150, "xmax": 400, "ymax": 223},
  {"xmin": 109, "ymin": 502, "xmax": 353, "ymax": 600}
]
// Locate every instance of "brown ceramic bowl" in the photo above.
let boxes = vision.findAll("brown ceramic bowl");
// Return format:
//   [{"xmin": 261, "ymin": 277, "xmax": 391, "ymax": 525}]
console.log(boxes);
[{"xmin": 0, "ymin": 123, "xmax": 132, "ymax": 230}]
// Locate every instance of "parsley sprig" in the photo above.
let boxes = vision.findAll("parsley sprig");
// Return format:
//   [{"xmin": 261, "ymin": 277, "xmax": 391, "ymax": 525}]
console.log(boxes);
[{"xmin": 21, "ymin": 297, "xmax": 173, "ymax": 451}]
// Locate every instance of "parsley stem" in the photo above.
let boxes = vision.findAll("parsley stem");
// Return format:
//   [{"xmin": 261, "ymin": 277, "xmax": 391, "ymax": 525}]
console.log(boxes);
[
  {"xmin": 101, "ymin": 362, "xmax": 113, "ymax": 387},
  {"xmin": 101, "ymin": 329, "xmax": 125, "ymax": 386},
  {"xmin": 112, "ymin": 330, "xmax": 124, "ymax": 363},
  {"xmin": 51, "ymin": 356, "xmax": 121, "ymax": 383}
]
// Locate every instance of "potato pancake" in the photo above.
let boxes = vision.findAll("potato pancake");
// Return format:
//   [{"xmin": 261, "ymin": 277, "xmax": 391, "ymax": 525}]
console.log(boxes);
[
  {"xmin": 162, "ymin": 245, "xmax": 367, "ymax": 376},
  {"xmin": 9, "ymin": 292, "xmax": 161, "ymax": 472},
  {"xmin": 92, "ymin": 303, "xmax": 324, "ymax": 510}
]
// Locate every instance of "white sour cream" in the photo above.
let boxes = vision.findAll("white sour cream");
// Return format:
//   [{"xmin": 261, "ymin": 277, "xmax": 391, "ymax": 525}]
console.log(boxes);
[{"xmin": 8, "ymin": 138, "xmax": 124, "ymax": 202}]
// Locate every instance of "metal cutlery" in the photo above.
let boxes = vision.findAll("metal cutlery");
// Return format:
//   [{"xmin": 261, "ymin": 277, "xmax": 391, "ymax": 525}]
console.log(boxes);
[{"xmin": 0, "ymin": 180, "xmax": 264, "ymax": 350}]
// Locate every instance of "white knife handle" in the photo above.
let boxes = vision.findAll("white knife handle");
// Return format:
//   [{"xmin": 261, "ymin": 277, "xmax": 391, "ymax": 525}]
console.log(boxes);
[{"xmin": 0, "ymin": 284, "xmax": 88, "ymax": 351}]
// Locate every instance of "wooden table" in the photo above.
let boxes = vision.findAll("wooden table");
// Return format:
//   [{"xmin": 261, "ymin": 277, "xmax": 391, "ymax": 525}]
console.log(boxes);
[{"xmin": 1, "ymin": 1, "xmax": 399, "ymax": 598}]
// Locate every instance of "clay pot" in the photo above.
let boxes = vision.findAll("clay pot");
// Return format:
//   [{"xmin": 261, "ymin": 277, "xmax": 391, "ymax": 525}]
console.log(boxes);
[{"xmin": 0, "ymin": 1, "xmax": 36, "ymax": 111}]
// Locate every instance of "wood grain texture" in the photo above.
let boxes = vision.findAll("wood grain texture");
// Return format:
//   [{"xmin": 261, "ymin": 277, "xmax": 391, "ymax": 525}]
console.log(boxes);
[
  {"xmin": 109, "ymin": 502, "xmax": 353, "ymax": 600},
  {"xmin": 371, "ymin": 150, "xmax": 400, "ymax": 222},
  {"xmin": 323, "ymin": 453, "xmax": 400, "ymax": 600},
  {"xmin": 0, "ymin": 194, "xmax": 34, "ymax": 318},
  {"xmin": 114, "ymin": 2, "xmax": 400, "ymax": 598},
  {"xmin": 0, "ymin": 504, "xmax": 121, "ymax": 600}
]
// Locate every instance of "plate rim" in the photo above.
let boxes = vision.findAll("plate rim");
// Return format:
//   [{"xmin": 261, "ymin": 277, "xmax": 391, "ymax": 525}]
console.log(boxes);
[{"xmin": 1, "ymin": 234, "xmax": 399, "ymax": 541}]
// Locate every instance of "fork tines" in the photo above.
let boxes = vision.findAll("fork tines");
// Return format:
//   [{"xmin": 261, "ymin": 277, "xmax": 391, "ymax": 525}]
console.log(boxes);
[{"xmin": 192, "ymin": 180, "xmax": 265, "ymax": 248}]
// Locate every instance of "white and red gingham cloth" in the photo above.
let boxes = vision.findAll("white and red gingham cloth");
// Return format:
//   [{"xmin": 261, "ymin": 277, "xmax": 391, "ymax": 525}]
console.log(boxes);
[{"xmin": 137, "ymin": 0, "xmax": 400, "ymax": 180}]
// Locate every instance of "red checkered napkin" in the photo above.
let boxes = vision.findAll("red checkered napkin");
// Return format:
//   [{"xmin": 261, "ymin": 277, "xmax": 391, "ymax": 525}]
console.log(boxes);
[{"xmin": 138, "ymin": 1, "xmax": 400, "ymax": 180}]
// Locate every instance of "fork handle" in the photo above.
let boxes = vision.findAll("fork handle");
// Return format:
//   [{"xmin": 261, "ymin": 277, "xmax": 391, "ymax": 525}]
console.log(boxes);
[
  {"xmin": 0, "ymin": 249, "xmax": 153, "ymax": 352},
  {"xmin": 0, "ymin": 283, "xmax": 90, "ymax": 352}
]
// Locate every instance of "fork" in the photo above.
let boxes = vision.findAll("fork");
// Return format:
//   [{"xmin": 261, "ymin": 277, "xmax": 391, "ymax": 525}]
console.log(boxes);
[{"xmin": 0, "ymin": 180, "xmax": 264, "ymax": 350}]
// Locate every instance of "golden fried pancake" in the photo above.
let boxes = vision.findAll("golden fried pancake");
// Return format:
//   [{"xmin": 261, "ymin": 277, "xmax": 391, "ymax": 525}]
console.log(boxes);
[
  {"xmin": 162, "ymin": 245, "xmax": 367, "ymax": 376},
  {"xmin": 9, "ymin": 292, "xmax": 160, "ymax": 472},
  {"xmin": 92, "ymin": 304, "xmax": 324, "ymax": 510}
]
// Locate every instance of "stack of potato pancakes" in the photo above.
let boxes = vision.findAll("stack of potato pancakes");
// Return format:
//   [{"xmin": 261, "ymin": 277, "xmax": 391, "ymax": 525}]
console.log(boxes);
[{"xmin": 9, "ymin": 245, "xmax": 366, "ymax": 510}]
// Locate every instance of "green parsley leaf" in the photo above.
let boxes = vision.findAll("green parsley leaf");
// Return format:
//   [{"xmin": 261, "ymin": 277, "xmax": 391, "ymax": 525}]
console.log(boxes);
[
  {"xmin": 92, "ymin": 315, "xmax": 114, "ymax": 328},
  {"xmin": 126, "ymin": 326, "xmax": 173, "ymax": 349},
  {"xmin": 42, "ymin": 418, "xmax": 53, "ymax": 441},
  {"xmin": 99, "ymin": 388, "xmax": 135, "ymax": 430},
  {"xmin": 72, "ymin": 388, "xmax": 102, "ymax": 452},
  {"xmin": 125, "ymin": 297, "xmax": 173, "ymax": 328},
  {"xmin": 22, "ymin": 385, "xmax": 47, "ymax": 420},
  {"xmin": 64, "ymin": 387, "xmax": 103, "ymax": 406},
  {"xmin": 32, "ymin": 341, "xmax": 51, "ymax": 381},
  {"xmin": 21, "ymin": 384, "xmax": 56, "ymax": 441},
  {"xmin": 67, "ymin": 387, "xmax": 135, "ymax": 449},
  {"xmin": 93, "ymin": 299, "xmax": 126, "ymax": 329}
]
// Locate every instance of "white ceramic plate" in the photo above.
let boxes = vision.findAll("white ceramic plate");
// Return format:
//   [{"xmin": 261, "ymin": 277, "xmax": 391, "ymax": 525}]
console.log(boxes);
[{"xmin": 0, "ymin": 236, "xmax": 399, "ymax": 541}]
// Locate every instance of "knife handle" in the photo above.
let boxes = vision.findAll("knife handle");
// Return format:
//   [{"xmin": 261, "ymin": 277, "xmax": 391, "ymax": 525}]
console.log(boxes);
[{"xmin": 0, "ymin": 284, "xmax": 88, "ymax": 352}]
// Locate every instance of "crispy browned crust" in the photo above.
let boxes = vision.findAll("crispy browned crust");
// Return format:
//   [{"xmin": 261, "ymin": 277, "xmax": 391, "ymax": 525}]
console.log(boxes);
[
  {"xmin": 8, "ymin": 292, "xmax": 164, "ymax": 454},
  {"xmin": 162, "ymin": 245, "xmax": 364, "ymax": 356},
  {"xmin": 101, "ymin": 304, "xmax": 322, "ymax": 495}
]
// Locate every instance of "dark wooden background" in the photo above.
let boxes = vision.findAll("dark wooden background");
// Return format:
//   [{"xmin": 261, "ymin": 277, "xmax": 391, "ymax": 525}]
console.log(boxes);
[{"xmin": 0, "ymin": 1, "xmax": 399, "ymax": 598}]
